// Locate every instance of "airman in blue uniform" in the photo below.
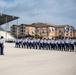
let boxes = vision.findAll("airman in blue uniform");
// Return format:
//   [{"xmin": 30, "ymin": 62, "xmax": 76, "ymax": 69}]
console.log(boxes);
[{"xmin": 0, "ymin": 36, "xmax": 4, "ymax": 55}]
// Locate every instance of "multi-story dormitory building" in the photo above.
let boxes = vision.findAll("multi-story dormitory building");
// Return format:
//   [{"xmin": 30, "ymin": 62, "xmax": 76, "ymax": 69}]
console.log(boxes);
[
  {"xmin": 10, "ymin": 23, "xmax": 76, "ymax": 39},
  {"xmin": 73, "ymin": 29, "xmax": 76, "ymax": 38}
]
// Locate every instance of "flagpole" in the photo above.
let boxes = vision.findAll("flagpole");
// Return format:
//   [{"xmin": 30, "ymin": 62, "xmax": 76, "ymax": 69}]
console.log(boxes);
[{"xmin": 6, "ymin": 17, "xmax": 7, "ymax": 40}]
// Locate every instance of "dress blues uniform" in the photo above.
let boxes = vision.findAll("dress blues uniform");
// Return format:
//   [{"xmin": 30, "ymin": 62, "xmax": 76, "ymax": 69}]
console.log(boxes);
[
  {"xmin": 61, "ymin": 39, "xmax": 65, "ymax": 51},
  {"xmin": 15, "ymin": 39, "xmax": 19, "ymax": 48},
  {"xmin": 65, "ymin": 39, "xmax": 70, "ymax": 51},
  {"xmin": 33, "ymin": 39, "xmax": 37, "ymax": 49},
  {"xmin": 24, "ymin": 39, "xmax": 28, "ymax": 48},
  {"xmin": 43, "ymin": 39, "xmax": 47, "ymax": 50},
  {"xmin": 0, "ymin": 36, "xmax": 4, "ymax": 55},
  {"xmin": 37, "ymin": 39, "xmax": 40, "ymax": 49},
  {"xmin": 19, "ymin": 39, "xmax": 22, "ymax": 48},
  {"xmin": 30, "ymin": 39, "xmax": 34, "ymax": 49},
  {"xmin": 50, "ymin": 39, "xmax": 52, "ymax": 50},
  {"xmin": 75, "ymin": 40, "xmax": 76, "ymax": 51},
  {"xmin": 57, "ymin": 39, "xmax": 61, "ymax": 50},
  {"xmin": 46, "ymin": 39, "xmax": 50, "ymax": 50},
  {"xmin": 51, "ymin": 39, "xmax": 55, "ymax": 50},
  {"xmin": 39, "ymin": 39, "xmax": 43, "ymax": 49},
  {"xmin": 22, "ymin": 39, "xmax": 25, "ymax": 48},
  {"xmin": 70, "ymin": 39, "xmax": 75, "ymax": 52},
  {"xmin": 54, "ymin": 40, "xmax": 58, "ymax": 50},
  {"xmin": 28, "ymin": 39, "xmax": 31, "ymax": 48}
]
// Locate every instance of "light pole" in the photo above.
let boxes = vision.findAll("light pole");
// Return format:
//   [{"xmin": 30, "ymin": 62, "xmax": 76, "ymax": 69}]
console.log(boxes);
[
  {"xmin": 6, "ymin": 16, "xmax": 7, "ymax": 40},
  {"xmin": 17, "ymin": 19, "xmax": 18, "ymax": 39}
]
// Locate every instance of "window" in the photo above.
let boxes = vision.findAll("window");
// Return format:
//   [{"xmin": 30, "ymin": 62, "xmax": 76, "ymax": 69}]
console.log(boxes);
[
  {"xmin": 21, "ymin": 33, "xmax": 23, "ymax": 35},
  {"xmin": 70, "ymin": 34, "xmax": 72, "ymax": 36},
  {"xmin": 66, "ymin": 34, "xmax": 68, "ymax": 36},
  {"xmin": 70, "ymin": 32, "xmax": 72, "ymax": 34},
  {"xmin": 21, "ymin": 30, "xmax": 25, "ymax": 32},
  {"xmin": 21, "ymin": 27, "xmax": 25, "ymax": 29}
]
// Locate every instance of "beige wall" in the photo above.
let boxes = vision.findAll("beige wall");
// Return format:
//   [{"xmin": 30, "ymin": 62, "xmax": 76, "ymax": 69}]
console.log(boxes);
[
  {"xmin": 34, "ymin": 27, "xmax": 56, "ymax": 39},
  {"xmin": 56, "ymin": 27, "xmax": 65, "ymax": 37},
  {"xmin": 10, "ymin": 25, "xmax": 17, "ymax": 35},
  {"xmin": 73, "ymin": 31, "xmax": 76, "ymax": 38},
  {"xmin": 64, "ymin": 26, "xmax": 73, "ymax": 38},
  {"xmin": 48, "ymin": 27, "xmax": 55, "ymax": 38},
  {"xmin": 10, "ymin": 24, "xmax": 75, "ymax": 39},
  {"xmin": 25, "ymin": 26, "xmax": 36, "ymax": 35}
]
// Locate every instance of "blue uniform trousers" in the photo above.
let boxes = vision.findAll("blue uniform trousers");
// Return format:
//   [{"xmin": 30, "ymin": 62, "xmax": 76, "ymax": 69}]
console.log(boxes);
[
  {"xmin": 61, "ymin": 44, "xmax": 65, "ymax": 51},
  {"xmin": 0, "ymin": 43, "xmax": 4, "ymax": 55},
  {"xmin": 46, "ymin": 43, "xmax": 50, "ymax": 50},
  {"xmin": 65, "ymin": 43, "xmax": 69, "ymax": 51},
  {"xmin": 39, "ymin": 43, "xmax": 43, "ymax": 49},
  {"xmin": 70, "ymin": 44, "xmax": 74, "ymax": 51}
]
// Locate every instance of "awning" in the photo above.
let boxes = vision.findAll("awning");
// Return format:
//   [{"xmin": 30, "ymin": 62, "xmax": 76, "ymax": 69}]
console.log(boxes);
[{"xmin": 0, "ymin": 13, "xmax": 19, "ymax": 25}]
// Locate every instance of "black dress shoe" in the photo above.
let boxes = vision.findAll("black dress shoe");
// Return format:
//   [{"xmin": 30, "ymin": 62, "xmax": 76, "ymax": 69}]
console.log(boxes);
[{"xmin": 1, "ymin": 54, "xmax": 4, "ymax": 55}]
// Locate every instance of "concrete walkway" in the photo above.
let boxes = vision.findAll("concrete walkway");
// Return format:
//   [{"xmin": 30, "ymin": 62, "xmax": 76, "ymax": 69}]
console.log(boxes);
[{"xmin": 0, "ymin": 43, "xmax": 76, "ymax": 75}]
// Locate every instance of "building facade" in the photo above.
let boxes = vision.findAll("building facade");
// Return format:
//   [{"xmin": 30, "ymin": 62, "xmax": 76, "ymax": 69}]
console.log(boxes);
[
  {"xmin": 10, "ymin": 25, "xmax": 17, "ymax": 35},
  {"xmin": 55, "ymin": 25, "xmax": 74, "ymax": 38},
  {"xmin": 10, "ymin": 23, "xmax": 75, "ymax": 39},
  {"xmin": 73, "ymin": 30, "xmax": 76, "ymax": 38}
]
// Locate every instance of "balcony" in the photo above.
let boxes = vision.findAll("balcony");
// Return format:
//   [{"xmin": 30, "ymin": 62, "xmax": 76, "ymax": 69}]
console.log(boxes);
[{"xmin": 20, "ymin": 30, "xmax": 25, "ymax": 32}]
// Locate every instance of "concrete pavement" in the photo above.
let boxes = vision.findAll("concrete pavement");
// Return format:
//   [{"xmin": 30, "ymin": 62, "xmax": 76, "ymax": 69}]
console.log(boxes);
[{"xmin": 0, "ymin": 43, "xmax": 76, "ymax": 75}]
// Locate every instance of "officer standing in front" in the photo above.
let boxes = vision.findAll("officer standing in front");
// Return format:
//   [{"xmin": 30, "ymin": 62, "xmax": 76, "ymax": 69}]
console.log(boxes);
[{"xmin": 0, "ymin": 36, "xmax": 4, "ymax": 55}]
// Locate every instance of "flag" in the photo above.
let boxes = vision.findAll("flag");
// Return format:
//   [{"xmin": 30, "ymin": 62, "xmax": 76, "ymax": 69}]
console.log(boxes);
[
  {"xmin": 35, "ymin": 29, "xmax": 39, "ymax": 32},
  {"xmin": 42, "ymin": 30, "xmax": 45, "ymax": 34},
  {"xmin": 59, "ymin": 30, "xmax": 62, "ymax": 33},
  {"xmin": 46, "ymin": 30, "xmax": 49, "ymax": 34},
  {"xmin": 52, "ymin": 28, "xmax": 54, "ymax": 32},
  {"xmin": 64, "ymin": 29, "xmax": 66, "ymax": 32},
  {"xmin": 49, "ymin": 29, "xmax": 51, "ymax": 33},
  {"xmin": 32, "ymin": 31, "xmax": 34, "ymax": 34},
  {"xmin": 40, "ymin": 31, "xmax": 42, "ymax": 35},
  {"xmin": 55, "ymin": 28, "xmax": 58, "ymax": 30}
]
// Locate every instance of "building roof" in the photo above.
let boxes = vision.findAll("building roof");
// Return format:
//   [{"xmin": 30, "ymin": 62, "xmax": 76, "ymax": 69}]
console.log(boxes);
[
  {"xmin": 30, "ymin": 23, "xmax": 55, "ymax": 27},
  {"xmin": 20, "ymin": 24, "xmax": 29, "ymax": 26},
  {"xmin": 55, "ymin": 25, "xmax": 69, "ymax": 28},
  {"xmin": 0, "ymin": 13, "xmax": 19, "ymax": 25},
  {"xmin": 10, "ymin": 25, "xmax": 18, "ymax": 28},
  {"xmin": 10, "ymin": 23, "xmax": 74, "ymax": 29}
]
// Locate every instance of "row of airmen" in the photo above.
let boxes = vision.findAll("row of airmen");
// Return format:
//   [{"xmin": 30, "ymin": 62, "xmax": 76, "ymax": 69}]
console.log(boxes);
[{"xmin": 15, "ymin": 38, "xmax": 76, "ymax": 52}]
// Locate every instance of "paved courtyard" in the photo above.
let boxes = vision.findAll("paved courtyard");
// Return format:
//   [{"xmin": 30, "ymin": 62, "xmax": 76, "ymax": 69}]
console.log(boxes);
[{"xmin": 0, "ymin": 43, "xmax": 76, "ymax": 75}]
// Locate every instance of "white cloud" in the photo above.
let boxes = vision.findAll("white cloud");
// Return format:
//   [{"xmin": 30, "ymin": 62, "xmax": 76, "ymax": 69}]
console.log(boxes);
[{"xmin": 0, "ymin": 0, "xmax": 76, "ymax": 29}]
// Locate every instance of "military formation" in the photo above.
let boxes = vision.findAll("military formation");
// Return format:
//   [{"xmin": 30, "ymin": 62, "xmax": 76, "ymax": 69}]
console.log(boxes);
[{"xmin": 15, "ymin": 38, "xmax": 76, "ymax": 52}]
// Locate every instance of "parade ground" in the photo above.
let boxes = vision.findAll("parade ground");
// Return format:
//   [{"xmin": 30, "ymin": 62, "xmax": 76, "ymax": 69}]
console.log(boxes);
[{"xmin": 0, "ymin": 43, "xmax": 76, "ymax": 75}]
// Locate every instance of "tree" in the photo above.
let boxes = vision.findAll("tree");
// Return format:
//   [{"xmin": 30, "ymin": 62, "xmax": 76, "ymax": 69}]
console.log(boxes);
[
  {"xmin": 58, "ymin": 35, "xmax": 63, "ymax": 39},
  {"xmin": 31, "ymin": 35, "xmax": 35, "ymax": 38},
  {"xmin": 35, "ymin": 34, "xmax": 39, "ymax": 39},
  {"xmin": 12, "ymin": 34, "xmax": 17, "ymax": 39},
  {"xmin": 34, "ymin": 34, "xmax": 43, "ymax": 39},
  {"xmin": 39, "ymin": 36, "xmax": 43, "ymax": 39}
]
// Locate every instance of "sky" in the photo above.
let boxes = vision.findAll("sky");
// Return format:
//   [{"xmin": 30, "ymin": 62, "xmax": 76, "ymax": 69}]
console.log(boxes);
[{"xmin": 0, "ymin": 0, "xmax": 76, "ymax": 30}]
